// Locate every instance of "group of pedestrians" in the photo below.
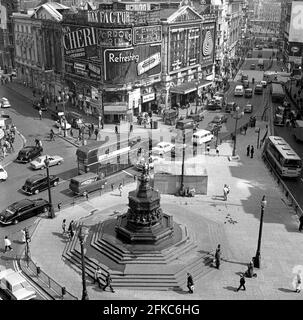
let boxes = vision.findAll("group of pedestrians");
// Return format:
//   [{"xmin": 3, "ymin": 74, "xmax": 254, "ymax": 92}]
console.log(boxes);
[
  {"xmin": 94, "ymin": 265, "xmax": 115, "ymax": 292},
  {"xmin": 246, "ymin": 145, "xmax": 254, "ymax": 158},
  {"xmin": 1, "ymin": 124, "xmax": 16, "ymax": 158},
  {"xmin": 62, "ymin": 219, "xmax": 75, "ymax": 239}
]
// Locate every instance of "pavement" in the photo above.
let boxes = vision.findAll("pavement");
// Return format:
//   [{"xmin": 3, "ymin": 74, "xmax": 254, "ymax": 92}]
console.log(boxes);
[{"xmin": 4, "ymin": 75, "xmax": 303, "ymax": 300}]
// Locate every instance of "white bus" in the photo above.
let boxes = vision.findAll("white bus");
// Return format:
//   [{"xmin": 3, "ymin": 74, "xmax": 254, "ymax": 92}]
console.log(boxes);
[{"xmin": 263, "ymin": 136, "xmax": 302, "ymax": 178}]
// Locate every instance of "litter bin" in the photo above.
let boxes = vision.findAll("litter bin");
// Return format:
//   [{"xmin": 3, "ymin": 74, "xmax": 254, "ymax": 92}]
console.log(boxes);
[{"xmin": 153, "ymin": 121, "xmax": 158, "ymax": 129}]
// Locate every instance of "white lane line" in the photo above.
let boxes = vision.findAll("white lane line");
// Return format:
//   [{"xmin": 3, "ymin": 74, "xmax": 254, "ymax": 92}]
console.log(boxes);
[{"xmin": 122, "ymin": 170, "xmax": 134, "ymax": 177}]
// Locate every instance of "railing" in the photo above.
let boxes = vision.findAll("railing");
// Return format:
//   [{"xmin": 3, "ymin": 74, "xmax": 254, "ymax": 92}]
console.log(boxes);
[{"xmin": 19, "ymin": 255, "xmax": 78, "ymax": 300}]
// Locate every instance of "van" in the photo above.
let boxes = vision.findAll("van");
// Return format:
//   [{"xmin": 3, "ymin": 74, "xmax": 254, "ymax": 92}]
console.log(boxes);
[
  {"xmin": 258, "ymin": 59, "xmax": 264, "ymax": 67},
  {"xmin": 176, "ymin": 118, "xmax": 198, "ymax": 130},
  {"xmin": 244, "ymin": 88, "xmax": 253, "ymax": 98},
  {"xmin": 234, "ymin": 85, "xmax": 244, "ymax": 96},
  {"xmin": 69, "ymin": 172, "xmax": 107, "ymax": 195},
  {"xmin": 192, "ymin": 129, "xmax": 214, "ymax": 145}
]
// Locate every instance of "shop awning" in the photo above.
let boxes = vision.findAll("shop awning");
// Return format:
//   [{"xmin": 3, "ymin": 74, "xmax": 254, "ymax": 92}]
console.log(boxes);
[
  {"xmin": 170, "ymin": 80, "xmax": 212, "ymax": 95},
  {"xmin": 103, "ymin": 104, "xmax": 128, "ymax": 115}
]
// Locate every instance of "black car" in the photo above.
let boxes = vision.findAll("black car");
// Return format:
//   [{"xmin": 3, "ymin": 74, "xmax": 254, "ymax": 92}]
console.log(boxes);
[
  {"xmin": 0, "ymin": 198, "xmax": 50, "ymax": 225},
  {"xmin": 16, "ymin": 146, "xmax": 43, "ymax": 163},
  {"xmin": 206, "ymin": 99, "xmax": 218, "ymax": 110},
  {"xmin": 225, "ymin": 102, "xmax": 237, "ymax": 113},
  {"xmin": 22, "ymin": 174, "xmax": 59, "ymax": 195},
  {"xmin": 211, "ymin": 114, "xmax": 228, "ymax": 125}
]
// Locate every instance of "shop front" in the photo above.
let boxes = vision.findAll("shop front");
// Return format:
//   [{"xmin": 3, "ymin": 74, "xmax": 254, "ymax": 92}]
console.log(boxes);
[
  {"xmin": 141, "ymin": 92, "xmax": 156, "ymax": 113},
  {"xmin": 103, "ymin": 103, "xmax": 132, "ymax": 123},
  {"xmin": 170, "ymin": 80, "xmax": 212, "ymax": 108}
]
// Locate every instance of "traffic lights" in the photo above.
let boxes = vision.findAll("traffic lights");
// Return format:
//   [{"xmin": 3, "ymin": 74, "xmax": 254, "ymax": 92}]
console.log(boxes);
[{"xmin": 25, "ymin": 228, "xmax": 30, "ymax": 242}]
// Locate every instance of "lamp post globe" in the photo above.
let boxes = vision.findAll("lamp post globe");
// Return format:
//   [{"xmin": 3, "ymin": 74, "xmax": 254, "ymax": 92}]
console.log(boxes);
[
  {"xmin": 44, "ymin": 156, "xmax": 55, "ymax": 219},
  {"xmin": 253, "ymin": 195, "xmax": 267, "ymax": 268}
]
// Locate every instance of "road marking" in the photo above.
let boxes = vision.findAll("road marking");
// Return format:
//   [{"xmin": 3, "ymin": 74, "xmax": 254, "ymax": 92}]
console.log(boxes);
[{"xmin": 122, "ymin": 170, "xmax": 134, "ymax": 177}]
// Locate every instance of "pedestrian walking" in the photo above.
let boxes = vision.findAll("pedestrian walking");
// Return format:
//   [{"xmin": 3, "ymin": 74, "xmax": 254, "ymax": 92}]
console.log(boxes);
[
  {"xmin": 187, "ymin": 273, "xmax": 194, "ymax": 293},
  {"xmin": 299, "ymin": 215, "xmax": 303, "ymax": 232},
  {"xmin": 50, "ymin": 129, "xmax": 55, "ymax": 141},
  {"xmin": 246, "ymin": 145, "xmax": 250, "ymax": 157},
  {"xmin": 115, "ymin": 125, "xmax": 118, "ymax": 134},
  {"xmin": 295, "ymin": 272, "xmax": 302, "ymax": 293},
  {"xmin": 70, "ymin": 128, "xmax": 73, "ymax": 138},
  {"xmin": 250, "ymin": 145, "xmax": 254, "ymax": 159},
  {"xmin": 94, "ymin": 128, "xmax": 99, "ymax": 140},
  {"xmin": 118, "ymin": 183, "xmax": 123, "ymax": 197},
  {"xmin": 38, "ymin": 140, "xmax": 42, "ymax": 148},
  {"xmin": 4, "ymin": 236, "xmax": 13, "ymax": 252},
  {"xmin": 94, "ymin": 265, "xmax": 103, "ymax": 288},
  {"xmin": 215, "ymin": 244, "xmax": 221, "ymax": 269},
  {"xmin": 83, "ymin": 190, "xmax": 89, "ymax": 201},
  {"xmin": 206, "ymin": 144, "xmax": 210, "ymax": 155},
  {"xmin": 68, "ymin": 220, "xmax": 74, "ymax": 239},
  {"xmin": 62, "ymin": 219, "xmax": 67, "ymax": 235},
  {"xmin": 103, "ymin": 273, "xmax": 115, "ymax": 292},
  {"xmin": 88, "ymin": 128, "xmax": 92, "ymax": 139},
  {"xmin": 223, "ymin": 184, "xmax": 230, "ymax": 201},
  {"xmin": 216, "ymin": 147, "xmax": 219, "ymax": 156},
  {"xmin": 236, "ymin": 274, "xmax": 246, "ymax": 291},
  {"xmin": 38, "ymin": 109, "xmax": 42, "ymax": 120}
]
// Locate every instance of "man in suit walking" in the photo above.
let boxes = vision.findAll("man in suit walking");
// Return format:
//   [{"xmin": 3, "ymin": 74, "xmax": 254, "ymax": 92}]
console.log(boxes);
[
  {"xmin": 103, "ymin": 273, "xmax": 115, "ymax": 292},
  {"xmin": 236, "ymin": 274, "xmax": 246, "ymax": 291}
]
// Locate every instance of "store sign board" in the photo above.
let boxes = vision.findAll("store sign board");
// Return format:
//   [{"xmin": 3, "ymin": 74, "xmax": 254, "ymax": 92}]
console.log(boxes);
[
  {"xmin": 133, "ymin": 25, "xmax": 162, "ymax": 45},
  {"xmin": 87, "ymin": 10, "xmax": 131, "ymax": 25},
  {"xmin": 103, "ymin": 44, "xmax": 161, "ymax": 84},
  {"xmin": 289, "ymin": 2, "xmax": 303, "ymax": 43},
  {"xmin": 62, "ymin": 25, "xmax": 98, "ymax": 59},
  {"xmin": 142, "ymin": 93, "xmax": 155, "ymax": 103},
  {"xmin": 65, "ymin": 58, "xmax": 102, "ymax": 81},
  {"xmin": 96, "ymin": 28, "xmax": 132, "ymax": 47}
]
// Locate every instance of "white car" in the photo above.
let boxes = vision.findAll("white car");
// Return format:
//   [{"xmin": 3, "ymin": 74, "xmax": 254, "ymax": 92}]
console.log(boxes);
[
  {"xmin": 152, "ymin": 142, "xmax": 175, "ymax": 156},
  {"xmin": 55, "ymin": 119, "xmax": 71, "ymax": 130},
  {"xmin": 30, "ymin": 155, "xmax": 64, "ymax": 170},
  {"xmin": 0, "ymin": 165, "xmax": 7, "ymax": 181},
  {"xmin": 0, "ymin": 268, "xmax": 36, "ymax": 300},
  {"xmin": 260, "ymin": 80, "xmax": 267, "ymax": 88},
  {"xmin": 0, "ymin": 97, "xmax": 11, "ymax": 108}
]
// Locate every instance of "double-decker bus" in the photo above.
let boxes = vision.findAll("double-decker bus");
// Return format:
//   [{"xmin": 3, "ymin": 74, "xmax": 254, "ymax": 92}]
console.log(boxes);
[
  {"xmin": 270, "ymin": 83, "xmax": 285, "ymax": 103},
  {"xmin": 76, "ymin": 136, "xmax": 149, "ymax": 176},
  {"xmin": 263, "ymin": 136, "xmax": 302, "ymax": 178}
]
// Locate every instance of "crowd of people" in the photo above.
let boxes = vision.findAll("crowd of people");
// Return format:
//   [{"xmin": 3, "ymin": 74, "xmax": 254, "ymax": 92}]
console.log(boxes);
[{"xmin": 0, "ymin": 124, "xmax": 16, "ymax": 158}]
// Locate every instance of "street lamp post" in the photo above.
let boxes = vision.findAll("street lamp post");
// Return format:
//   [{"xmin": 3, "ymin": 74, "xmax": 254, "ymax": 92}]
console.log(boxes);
[
  {"xmin": 61, "ymin": 92, "xmax": 69, "ymax": 138},
  {"xmin": 78, "ymin": 225, "xmax": 89, "ymax": 300},
  {"xmin": 232, "ymin": 106, "xmax": 244, "ymax": 157},
  {"xmin": 253, "ymin": 195, "xmax": 267, "ymax": 268},
  {"xmin": 179, "ymin": 128, "xmax": 186, "ymax": 196},
  {"xmin": 44, "ymin": 156, "xmax": 55, "ymax": 219}
]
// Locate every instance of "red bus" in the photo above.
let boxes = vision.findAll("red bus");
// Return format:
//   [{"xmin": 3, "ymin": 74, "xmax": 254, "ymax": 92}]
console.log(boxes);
[{"xmin": 76, "ymin": 136, "xmax": 149, "ymax": 176}]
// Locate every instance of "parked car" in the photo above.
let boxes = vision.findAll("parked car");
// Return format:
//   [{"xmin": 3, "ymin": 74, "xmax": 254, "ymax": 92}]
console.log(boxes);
[
  {"xmin": 65, "ymin": 112, "xmax": 84, "ymax": 129},
  {"xmin": 30, "ymin": 155, "xmax": 64, "ymax": 170},
  {"xmin": 244, "ymin": 103, "xmax": 253, "ymax": 113},
  {"xmin": 16, "ymin": 146, "xmax": 43, "ymax": 163},
  {"xmin": 211, "ymin": 114, "xmax": 228, "ymax": 125},
  {"xmin": 260, "ymin": 80, "xmax": 267, "ymax": 88},
  {"xmin": 0, "ymin": 198, "xmax": 50, "ymax": 225},
  {"xmin": 0, "ymin": 97, "xmax": 11, "ymax": 108},
  {"xmin": 250, "ymin": 64, "xmax": 256, "ymax": 70},
  {"xmin": 152, "ymin": 142, "xmax": 175, "ymax": 156},
  {"xmin": 0, "ymin": 165, "xmax": 7, "ymax": 181},
  {"xmin": 243, "ymin": 79, "xmax": 249, "ymax": 88},
  {"xmin": 206, "ymin": 122, "xmax": 221, "ymax": 134},
  {"xmin": 225, "ymin": 102, "xmax": 237, "ymax": 113},
  {"xmin": 206, "ymin": 99, "xmax": 218, "ymax": 110},
  {"xmin": 22, "ymin": 174, "xmax": 59, "ymax": 195},
  {"xmin": 0, "ymin": 269, "xmax": 36, "ymax": 300},
  {"xmin": 245, "ymin": 88, "xmax": 253, "ymax": 98}
]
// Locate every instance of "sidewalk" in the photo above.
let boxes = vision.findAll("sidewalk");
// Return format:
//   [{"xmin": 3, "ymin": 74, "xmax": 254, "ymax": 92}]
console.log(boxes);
[{"xmin": 27, "ymin": 117, "xmax": 303, "ymax": 300}]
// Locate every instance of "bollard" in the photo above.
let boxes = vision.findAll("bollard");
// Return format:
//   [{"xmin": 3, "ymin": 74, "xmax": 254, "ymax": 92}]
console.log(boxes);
[
  {"xmin": 61, "ymin": 287, "xmax": 66, "ymax": 299},
  {"xmin": 37, "ymin": 266, "xmax": 41, "ymax": 276}
]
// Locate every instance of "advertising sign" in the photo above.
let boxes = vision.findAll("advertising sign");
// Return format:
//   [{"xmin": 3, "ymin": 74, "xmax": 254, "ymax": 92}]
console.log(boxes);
[
  {"xmin": 142, "ymin": 93, "xmax": 155, "ymax": 103},
  {"xmin": 96, "ymin": 28, "xmax": 132, "ymax": 47},
  {"xmin": 64, "ymin": 58, "xmax": 102, "ymax": 81},
  {"xmin": 133, "ymin": 25, "xmax": 162, "ymax": 45},
  {"xmin": 200, "ymin": 23, "xmax": 215, "ymax": 67},
  {"xmin": 103, "ymin": 44, "xmax": 161, "ymax": 84},
  {"xmin": 169, "ymin": 25, "xmax": 201, "ymax": 72},
  {"xmin": 289, "ymin": 2, "xmax": 303, "ymax": 43},
  {"xmin": 62, "ymin": 25, "xmax": 98, "ymax": 59},
  {"xmin": 87, "ymin": 10, "xmax": 132, "ymax": 25}
]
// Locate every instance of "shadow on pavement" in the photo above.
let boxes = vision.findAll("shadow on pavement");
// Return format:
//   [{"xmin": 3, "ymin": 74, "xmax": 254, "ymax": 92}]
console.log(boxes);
[
  {"xmin": 211, "ymin": 195, "xmax": 225, "ymax": 201},
  {"xmin": 52, "ymin": 232, "xmax": 69, "ymax": 243},
  {"xmin": 278, "ymin": 288, "xmax": 295, "ymax": 293},
  {"xmin": 223, "ymin": 286, "xmax": 238, "ymax": 292}
]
